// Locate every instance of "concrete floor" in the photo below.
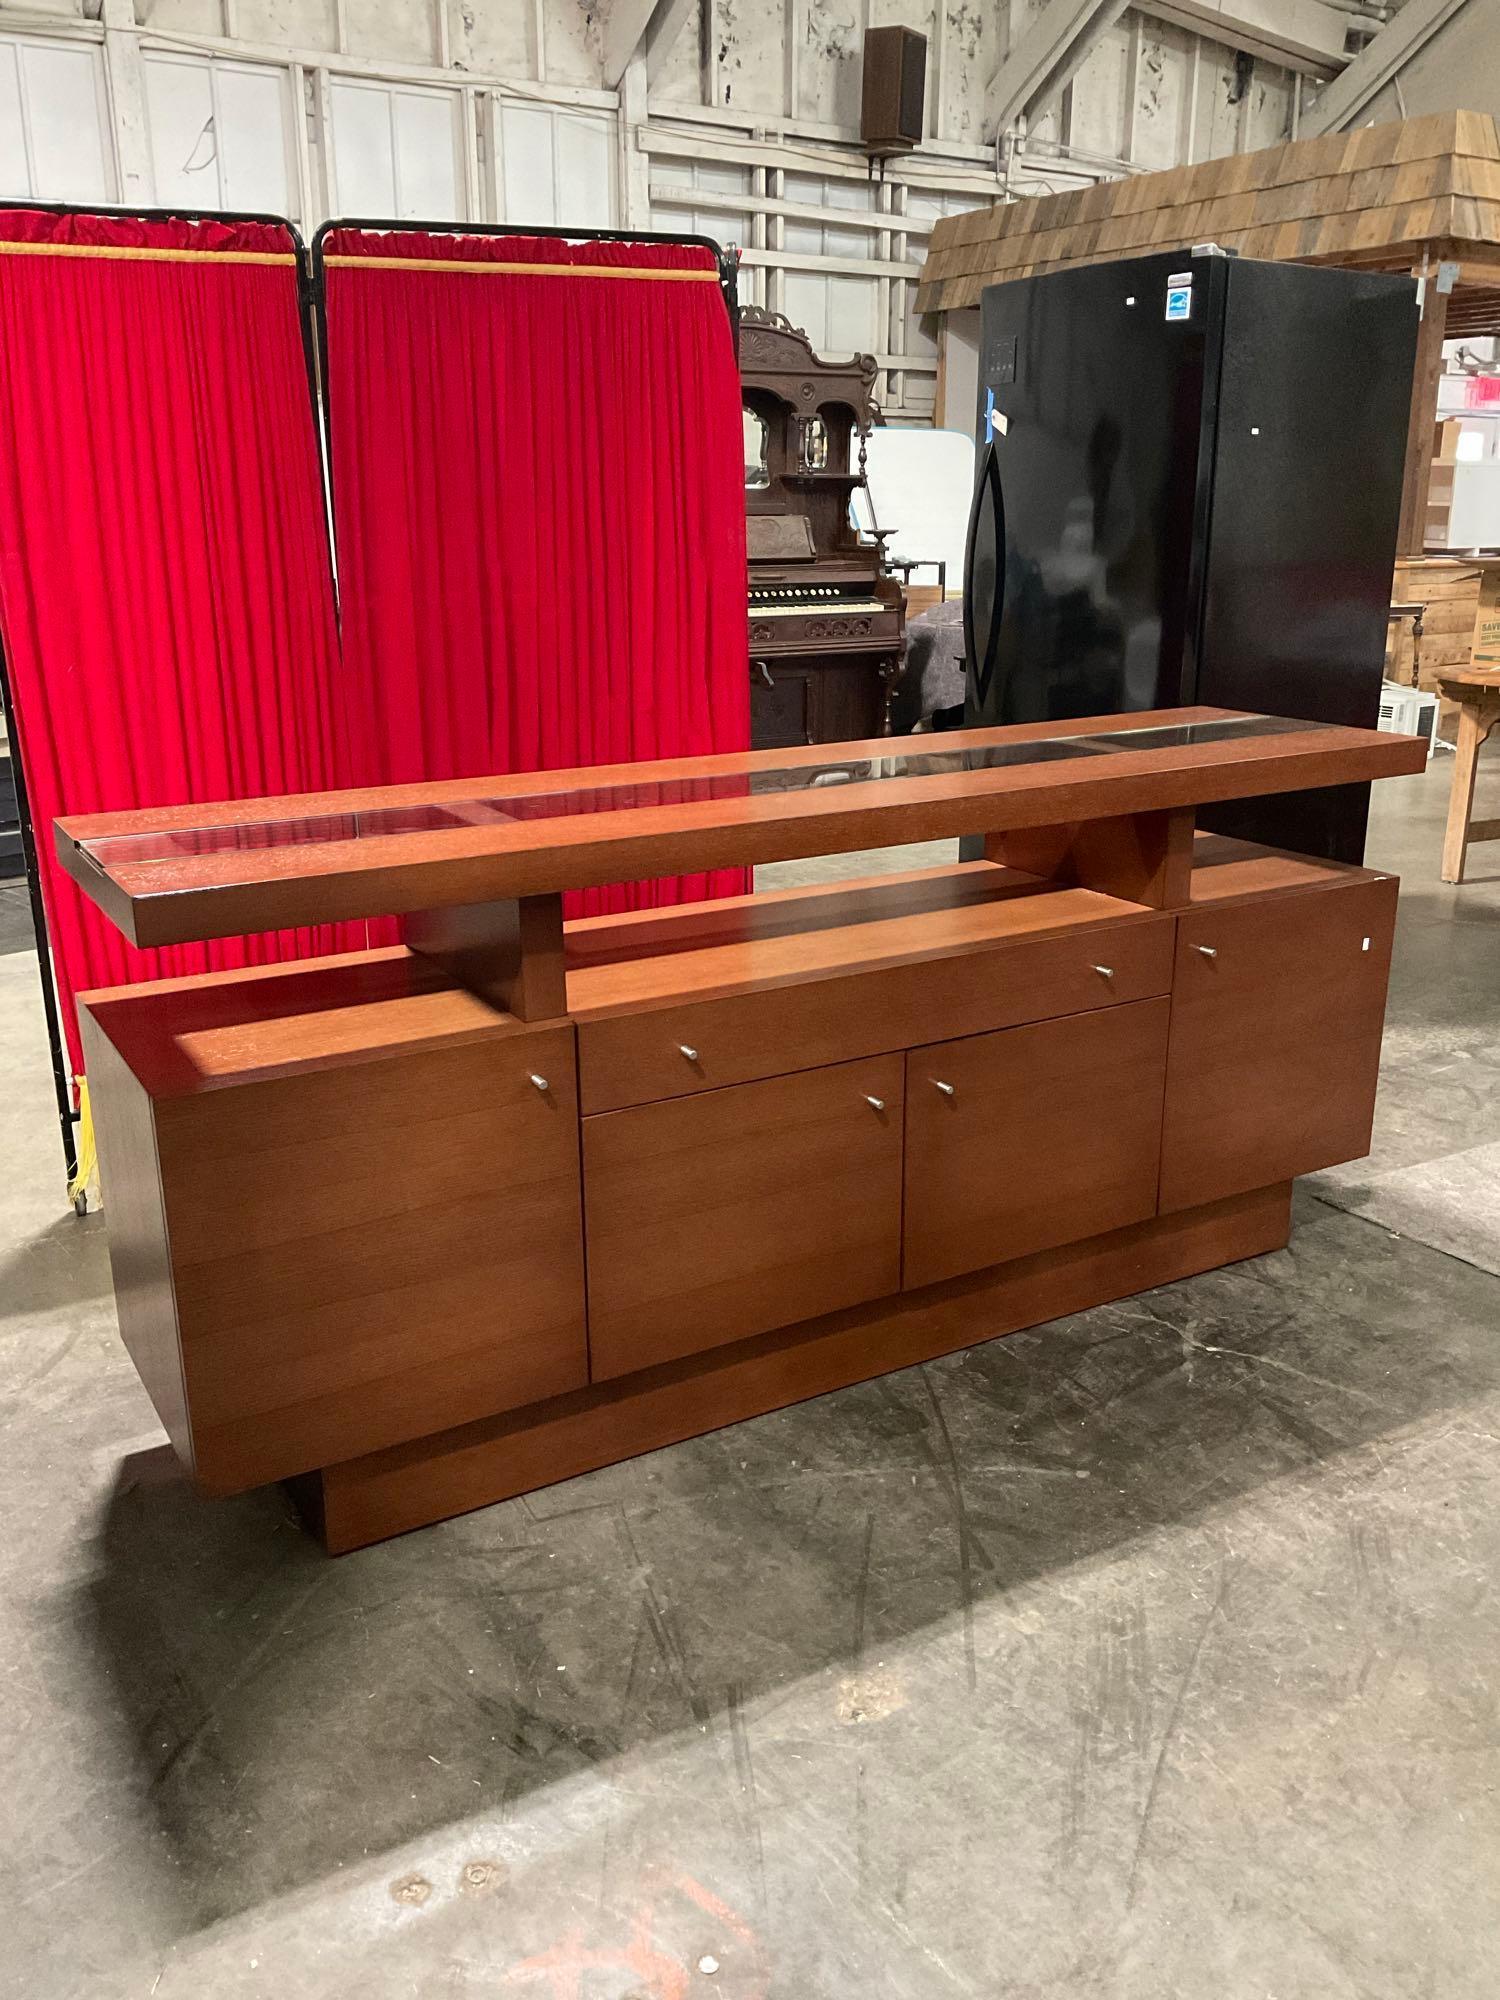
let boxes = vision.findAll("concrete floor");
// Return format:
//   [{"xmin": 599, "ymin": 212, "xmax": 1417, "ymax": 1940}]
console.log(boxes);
[{"xmin": 3, "ymin": 750, "xmax": 1500, "ymax": 2000}]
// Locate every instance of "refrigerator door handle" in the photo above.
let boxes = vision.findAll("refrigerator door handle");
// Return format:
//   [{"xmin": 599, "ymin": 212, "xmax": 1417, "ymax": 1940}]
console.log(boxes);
[{"xmin": 963, "ymin": 439, "xmax": 1006, "ymax": 709}]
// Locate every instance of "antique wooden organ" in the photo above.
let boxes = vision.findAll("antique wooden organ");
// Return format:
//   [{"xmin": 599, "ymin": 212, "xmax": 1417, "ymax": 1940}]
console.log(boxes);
[{"xmin": 739, "ymin": 308, "xmax": 905, "ymax": 748}]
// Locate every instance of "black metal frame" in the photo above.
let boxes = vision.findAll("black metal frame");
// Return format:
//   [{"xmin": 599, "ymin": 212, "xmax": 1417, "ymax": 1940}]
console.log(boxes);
[
  {"xmin": 0, "ymin": 200, "xmax": 315, "ymax": 1193},
  {"xmin": 307, "ymin": 218, "xmax": 737, "ymax": 557},
  {"xmin": 0, "ymin": 202, "xmax": 737, "ymax": 1194}
]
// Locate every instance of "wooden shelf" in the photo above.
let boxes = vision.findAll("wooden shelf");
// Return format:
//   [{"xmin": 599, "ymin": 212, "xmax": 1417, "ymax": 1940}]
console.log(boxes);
[
  {"xmin": 83, "ymin": 945, "xmax": 528, "ymax": 1100},
  {"xmin": 55, "ymin": 708, "xmax": 1428, "ymax": 949},
  {"xmin": 565, "ymin": 860, "xmax": 1151, "ymax": 1018},
  {"xmin": 1187, "ymin": 832, "xmax": 1387, "ymax": 906}
]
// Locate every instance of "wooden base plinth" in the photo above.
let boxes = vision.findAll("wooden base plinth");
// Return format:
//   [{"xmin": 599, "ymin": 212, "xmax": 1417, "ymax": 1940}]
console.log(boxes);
[{"xmin": 293, "ymin": 1180, "xmax": 1292, "ymax": 1554}]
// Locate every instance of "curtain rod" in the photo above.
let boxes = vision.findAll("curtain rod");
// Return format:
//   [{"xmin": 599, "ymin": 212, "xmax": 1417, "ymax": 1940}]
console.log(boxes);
[
  {"xmin": 0, "ymin": 241, "xmax": 295, "ymax": 265},
  {"xmin": 320, "ymin": 254, "xmax": 721, "ymax": 281}
]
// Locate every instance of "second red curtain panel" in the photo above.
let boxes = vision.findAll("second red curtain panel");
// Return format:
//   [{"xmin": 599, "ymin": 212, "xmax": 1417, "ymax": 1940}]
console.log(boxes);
[{"xmin": 322, "ymin": 230, "xmax": 750, "ymax": 915}]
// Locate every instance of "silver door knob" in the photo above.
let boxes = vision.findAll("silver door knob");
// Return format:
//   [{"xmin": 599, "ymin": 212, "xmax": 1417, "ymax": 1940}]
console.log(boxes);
[
  {"xmin": 865, "ymin": 1095, "xmax": 886, "ymax": 1113},
  {"xmin": 1195, "ymin": 945, "xmax": 1218, "ymax": 958},
  {"xmin": 528, "ymin": 1073, "xmax": 549, "ymax": 1092},
  {"xmin": 678, "ymin": 1043, "xmax": 699, "ymax": 1062},
  {"xmin": 932, "ymin": 1079, "xmax": 956, "ymax": 1097},
  {"xmin": 1092, "ymin": 964, "xmax": 1114, "ymax": 979}
]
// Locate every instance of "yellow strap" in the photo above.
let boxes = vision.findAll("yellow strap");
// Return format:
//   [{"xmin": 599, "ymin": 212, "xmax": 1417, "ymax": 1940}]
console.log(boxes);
[
  {"xmin": 0, "ymin": 240, "xmax": 295, "ymax": 266},
  {"xmin": 322, "ymin": 253, "xmax": 718, "ymax": 282},
  {"xmin": 69, "ymin": 1074, "xmax": 97, "ymax": 1208}
]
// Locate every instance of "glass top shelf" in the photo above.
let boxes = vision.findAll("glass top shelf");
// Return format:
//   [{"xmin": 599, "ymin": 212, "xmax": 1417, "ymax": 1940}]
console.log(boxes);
[{"xmin": 76, "ymin": 713, "xmax": 1321, "ymax": 872}]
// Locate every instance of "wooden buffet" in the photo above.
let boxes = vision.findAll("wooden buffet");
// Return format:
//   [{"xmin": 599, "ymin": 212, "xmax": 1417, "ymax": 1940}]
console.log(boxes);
[{"xmin": 57, "ymin": 709, "xmax": 1425, "ymax": 1553}]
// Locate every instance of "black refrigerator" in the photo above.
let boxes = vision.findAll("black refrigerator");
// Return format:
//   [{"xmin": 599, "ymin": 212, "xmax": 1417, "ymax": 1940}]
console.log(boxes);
[{"xmin": 962, "ymin": 249, "xmax": 1419, "ymax": 862}]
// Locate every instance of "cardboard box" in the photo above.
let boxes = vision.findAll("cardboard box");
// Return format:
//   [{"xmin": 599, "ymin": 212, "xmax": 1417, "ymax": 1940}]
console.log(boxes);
[{"xmin": 1472, "ymin": 560, "xmax": 1500, "ymax": 667}]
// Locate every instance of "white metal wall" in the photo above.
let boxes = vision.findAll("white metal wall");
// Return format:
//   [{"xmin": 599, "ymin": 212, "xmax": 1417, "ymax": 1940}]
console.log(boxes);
[{"xmin": 0, "ymin": 0, "xmax": 1333, "ymax": 417}]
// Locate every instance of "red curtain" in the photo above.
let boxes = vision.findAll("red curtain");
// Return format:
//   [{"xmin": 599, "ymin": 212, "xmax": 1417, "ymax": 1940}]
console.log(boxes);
[
  {"xmin": 0, "ymin": 211, "xmax": 368, "ymax": 1076},
  {"xmin": 322, "ymin": 229, "xmax": 750, "ymax": 915}
]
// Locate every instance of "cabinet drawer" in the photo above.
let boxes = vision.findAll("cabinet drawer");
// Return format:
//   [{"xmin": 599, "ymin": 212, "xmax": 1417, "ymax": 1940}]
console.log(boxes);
[
  {"xmin": 583, "ymin": 1054, "xmax": 904, "ymax": 1381},
  {"xmin": 1159, "ymin": 875, "xmax": 1397, "ymax": 1212},
  {"xmin": 577, "ymin": 914, "xmax": 1174, "ymax": 1115},
  {"xmin": 903, "ymin": 1000, "xmax": 1170, "ymax": 1291}
]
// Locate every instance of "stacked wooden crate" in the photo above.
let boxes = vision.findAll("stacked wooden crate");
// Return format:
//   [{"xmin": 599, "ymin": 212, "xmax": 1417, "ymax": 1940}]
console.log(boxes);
[
  {"xmin": 917, "ymin": 111, "xmax": 1500, "ymax": 314},
  {"xmin": 1388, "ymin": 556, "xmax": 1481, "ymax": 691}
]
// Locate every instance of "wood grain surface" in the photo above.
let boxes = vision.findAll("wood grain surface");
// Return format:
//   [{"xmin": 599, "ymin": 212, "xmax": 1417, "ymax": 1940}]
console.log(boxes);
[
  {"xmin": 903, "ymin": 999, "xmax": 1171, "ymax": 1290},
  {"xmin": 574, "ymin": 884, "xmax": 1173, "ymax": 1114},
  {"xmin": 1159, "ymin": 874, "xmax": 1398, "ymax": 1212},
  {"xmin": 79, "ymin": 1014, "xmax": 193, "ymax": 1475},
  {"xmin": 168, "ymin": 1023, "xmax": 588, "ymax": 1493},
  {"xmin": 583, "ymin": 1053, "xmax": 905, "ymax": 1380},
  {"xmin": 55, "ymin": 712, "xmax": 1426, "ymax": 947},
  {"xmin": 80, "ymin": 945, "xmax": 532, "ymax": 1099},
  {"xmin": 404, "ymin": 892, "xmax": 569, "ymax": 1018},
  {"xmin": 1188, "ymin": 833, "xmax": 1389, "ymax": 905},
  {"xmin": 984, "ymin": 806, "xmax": 1196, "ymax": 907},
  {"xmin": 304, "ymin": 1182, "xmax": 1294, "ymax": 1552}
]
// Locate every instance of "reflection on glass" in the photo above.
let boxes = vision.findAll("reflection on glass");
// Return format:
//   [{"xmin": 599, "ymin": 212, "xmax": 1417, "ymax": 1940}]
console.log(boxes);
[
  {"xmin": 743, "ymin": 406, "xmax": 769, "ymax": 489},
  {"xmin": 801, "ymin": 415, "xmax": 829, "ymax": 472},
  {"xmin": 74, "ymin": 714, "xmax": 1324, "ymax": 873}
]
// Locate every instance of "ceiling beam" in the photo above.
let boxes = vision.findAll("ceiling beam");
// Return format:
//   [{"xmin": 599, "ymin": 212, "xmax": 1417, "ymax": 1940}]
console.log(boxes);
[
  {"xmin": 1300, "ymin": 0, "xmax": 1475, "ymax": 132},
  {"xmin": 987, "ymin": 0, "xmax": 1135, "ymax": 134},
  {"xmin": 601, "ymin": 0, "xmax": 697, "ymax": 90},
  {"xmin": 1136, "ymin": 0, "xmax": 1351, "ymax": 74}
]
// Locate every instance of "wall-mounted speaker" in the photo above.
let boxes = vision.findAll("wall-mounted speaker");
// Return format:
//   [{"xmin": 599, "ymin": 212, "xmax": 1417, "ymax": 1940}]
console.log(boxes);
[{"xmin": 861, "ymin": 26, "xmax": 926, "ymax": 154}]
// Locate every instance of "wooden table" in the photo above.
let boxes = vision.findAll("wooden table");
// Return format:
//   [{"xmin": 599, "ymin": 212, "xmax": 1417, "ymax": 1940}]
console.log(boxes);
[
  {"xmin": 59, "ymin": 708, "xmax": 1425, "ymax": 1552},
  {"xmin": 1438, "ymin": 667, "xmax": 1500, "ymax": 883}
]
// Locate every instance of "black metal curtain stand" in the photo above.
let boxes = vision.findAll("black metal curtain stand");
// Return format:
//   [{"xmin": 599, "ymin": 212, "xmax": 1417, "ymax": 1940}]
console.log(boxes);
[
  {"xmin": 306, "ymin": 216, "xmax": 738, "ymax": 565},
  {"xmin": 0, "ymin": 200, "xmax": 314, "ymax": 1199},
  {"xmin": 0, "ymin": 202, "xmax": 737, "ymax": 1199}
]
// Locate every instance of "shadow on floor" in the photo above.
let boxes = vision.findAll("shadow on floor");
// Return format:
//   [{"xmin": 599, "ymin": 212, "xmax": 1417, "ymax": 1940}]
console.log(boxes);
[
  {"xmin": 0, "ymin": 880, "xmax": 37, "ymax": 956},
  {"xmin": 70, "ymin": 1187, "xmax": 1500, "ymax": 1943},
  {"xmin": 0, "ymin": 1210, "xmax": 111, "ymax": 1317}
]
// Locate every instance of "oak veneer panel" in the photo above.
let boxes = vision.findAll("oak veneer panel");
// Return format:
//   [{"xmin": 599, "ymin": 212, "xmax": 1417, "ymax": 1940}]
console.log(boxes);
[
  {"xmin": 573, "ymin": 887, "xmax": 1174, "ymax": 1114},
  {"xmin": 305, "ymin": 1182, "xmax": 1293, "ymax": 1552},
  {"xmin": 565, "ymin": 859, "xmax": 1046, "ymax": 984},
  {"xmin": 80, "ymin": 945, "xmax": 529, "ymax": 1098},
  {"xmin": 583, "ymin": 1054, "xmax": 904, "ymax": 1381},
  {"xmin": 903, "ymin": 999, "xmax": 1171, "ymax": 1291},
  {"xmin": 405, "ymin": 892, "xmax": 568, "ymax": 1019},
  {"xmin": 83, "ymin": 960, "xmax": 589, "ymax": 1495},
  {"xmin": 1188, "ymin": 833, "xmax": 1389, "ymax": 906},
  {"xmin": 52, "ymin": 707, "xmax": 1248, "ymax": 838},
  {"xmin": 985, "ymin": 808, "xmax": 1196, "ymax": 909},
  {"xmin": 56, "ymin": 711, "xmax": 1427, "ymax": 947},
  {"xmin": 1159, "ymin": 875, "xmax": 1399, "ymax": 1214},
  {"xmin": 170, "ymin": 1025, "xmax": 587, "ymax": 1492},
  {"xmin": 79, "ymin": 1014, "xmax": 192, "ymax": 1474}
]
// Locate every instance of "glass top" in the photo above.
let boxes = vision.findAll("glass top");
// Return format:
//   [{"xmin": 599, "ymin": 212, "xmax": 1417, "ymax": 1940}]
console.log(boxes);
[{"xmin": 75, "ymin": 714, "xmax": 1321, "ymax": 871}]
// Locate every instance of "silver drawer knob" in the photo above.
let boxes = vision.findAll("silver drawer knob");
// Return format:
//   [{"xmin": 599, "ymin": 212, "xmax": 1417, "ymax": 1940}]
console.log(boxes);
[
  {"xmin": 865, "ymin": 1095, "xmax": 886, "ymax": 1113},
  {"xmin": 678, "ymin": 1043, "xmax": 700, "ymax": 1062},
  {"xmin": 1092, "ymin": 964, "xmax": 1114, "ymax": 979},
  {"xmin": 1195, "ymin": 945, "xmax": 1218, "ymax": 959},
  {"xmin": 932, "ymin": 1079, "xmax": 956, "ymax": 1097},
  {"xmin": 528, "ymin": 1073, "xmax": 549, "ymax": 1093}
]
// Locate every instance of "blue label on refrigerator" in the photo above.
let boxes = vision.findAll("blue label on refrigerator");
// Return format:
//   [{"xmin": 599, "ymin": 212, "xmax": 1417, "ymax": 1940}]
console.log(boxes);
[{"xmin": 1165, "ymin": 283, "xmax": 1192, "ymax": 322}]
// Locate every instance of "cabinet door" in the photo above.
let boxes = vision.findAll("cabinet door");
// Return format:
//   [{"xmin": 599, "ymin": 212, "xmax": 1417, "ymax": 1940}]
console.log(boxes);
[
  {"xmin": 903, "ymin": 999, "xmax": 1170, "ymax": 1291},
  {"xmin": 1159, "ymin": 876, "xmax": 1397, "ymax": 1213},
  {"xmin": 749, "ymin": 663, "xmax": 811, "ymax": 748},
  {"xmin": 584, "ymin": 1054, "xmax": 904, "ymax": 1381},
  {"xmin": 164, "ymin": 1025, "xmax": 588, "ymax": 1494}
]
